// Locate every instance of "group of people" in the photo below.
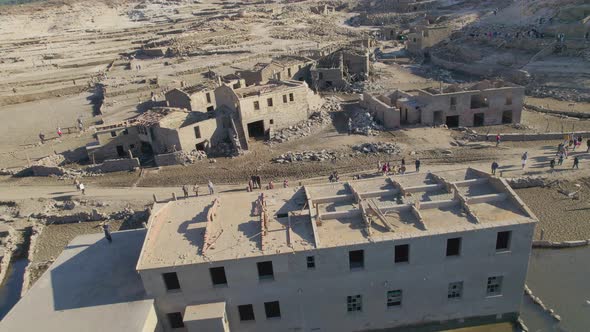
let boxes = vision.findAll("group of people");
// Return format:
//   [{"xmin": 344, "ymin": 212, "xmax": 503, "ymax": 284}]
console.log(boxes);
[
  {"xmin": 180, "ymin": 181, "xmax": 215, "ymax": 197},
  {"xmin": 376, "ymin": 158, "xmax": 420, "ymax": 176},
  {"xmin": 74, "ymin": 179, "xmax": 86, "ymax": 195},
  {"xmin": 38, "ymin": 119, "xmax": 84, "ymax": 144}
]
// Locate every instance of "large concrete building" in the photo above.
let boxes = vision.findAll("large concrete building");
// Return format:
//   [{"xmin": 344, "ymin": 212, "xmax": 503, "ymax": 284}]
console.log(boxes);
[
  {"xmin": 361, "ymin": 80, "xmax": 525, "ymax": 128},
  {"xmin": 237, "ymin": 55, "xmax": 315, "ymax": 86},
  {"xmin": 137, "ymin": 168, "xmax": 537, "ymax": 331},
  {"xmin": 406, "ymin": 25, "xmax": 453, "ymax": 56}
]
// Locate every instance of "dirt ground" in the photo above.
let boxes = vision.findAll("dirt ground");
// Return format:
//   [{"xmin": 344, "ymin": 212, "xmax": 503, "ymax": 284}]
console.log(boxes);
[{"xmin": 516, "ymin": 178, "xmax": 590, "ymax": 242}]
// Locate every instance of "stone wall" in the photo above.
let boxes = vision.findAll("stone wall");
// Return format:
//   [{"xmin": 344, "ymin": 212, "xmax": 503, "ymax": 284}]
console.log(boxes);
[
  {"xmin": 471, "ymin": 131, "xmax": 590, "ymax": 142},
  {"xmin": 87, "ymin": 157, "xmax": 140, "ymax": 173},
  {"xmin": 360, "ymin": 93, "xmax": 400, "ymax": 128},
  {"xmin": 31, "ymin": 165, "xmax": 65, "ymax": 177},
  {"xmin": 155, "ymin": 152, "xmax": 185, "ymax": 167}
]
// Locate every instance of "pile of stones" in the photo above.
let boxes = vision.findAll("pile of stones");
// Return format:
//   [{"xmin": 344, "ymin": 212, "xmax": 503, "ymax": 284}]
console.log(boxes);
[
  {"xmin": 272, "ymin": 150, "xmax": 337, "ymax": 163},
  {"xmin": 350, "ymin": 111, "xmax": 383, "ymax": 136},
  {"xmin": 208, "ymin": 142, "xmax": 240, "ymax": 157},
  {"xmin": 352, "ymin": 142, "xmax": 401, "ymax": 155},
  {"xmin": 267, "ymin": 98, "xmax": 339, "ymax": 144}
]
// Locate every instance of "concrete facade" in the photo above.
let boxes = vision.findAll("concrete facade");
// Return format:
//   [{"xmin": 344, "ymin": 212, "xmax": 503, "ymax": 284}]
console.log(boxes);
[
  {"xmin": 362, "ymin": 80, "xmax": 524, "ymax": 128},
  {"xmin": 237, "ymin": 56, "xmax": 315, "ymax": 86},
  {"xmin": 136, "ymin": 168, "xmax": 537, "ymax": 332},
  {"xmin": 165, "ymin": 85, "xmax": 217, "ymax": 113},
  {"xmin": 407, "ymin": 25, "xmax": 452, "ymax": 55},
  {"xmin": 215, "ymin": 80, "xmax": 323, "ymax": 146}
]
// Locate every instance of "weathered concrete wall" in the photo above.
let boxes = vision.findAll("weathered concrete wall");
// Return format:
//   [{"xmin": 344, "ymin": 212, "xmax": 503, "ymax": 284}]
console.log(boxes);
[
  {"xmin": 90, "ymin": 126, "xmax": 142, "ymax": 162},
  {"xmin": 311, "ymin": 67, "xmax": 346, "ymax": 89},
  {"xmin": 177, "ymin": 117, "xmax": 226, "ymax": 152},
  {"xmin": 343, "ymin": 51, "xmax": 369, "ymax": 76},
  {"xmin": 165, "ymin": 89, "xmax": 192, "ymax": 111},
  {"xmin": 31, "ymin": 165, "xmax": 65, "ymax": 176},
  {"xmin": 87, "ymin": 157, "xmax": 140, "ymax": 173},
  {"xmin": 154, "ymin": 152, "xmax": 185, "ymax": 167},
  {"xmin": 361, "ymin": 93, "xmax": 400, "ymax": 128},
  {"xmin": 139, "ymin": 223, "xmax": 535, "ymax": 332}
]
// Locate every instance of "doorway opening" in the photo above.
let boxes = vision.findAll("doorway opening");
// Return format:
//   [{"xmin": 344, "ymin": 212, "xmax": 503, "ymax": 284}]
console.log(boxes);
[
  {"xmin": 446, "ymin": 115, "xmax": 459, "ymax": 128},
  {"xmin": 502, "ymin": 111, "xmax": 513, "ymax": 124},
  {"xmin": 247, "ymin": 120, "xmax": 265, "ymax": 138},
  {"xmin": 473, "ymin": 113, "xmax": 485, "ymax": 127},
  {"xmin": 116, "ymin": 145, "xmax": 126, "ymax": 157}
]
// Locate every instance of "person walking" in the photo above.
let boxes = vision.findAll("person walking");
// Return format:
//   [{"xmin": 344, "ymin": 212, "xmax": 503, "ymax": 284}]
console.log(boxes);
[
  {"xmin": 415, "ymin": 158, "xmax": 421, "ymax": 173},
  {"xmin": 283, "ymin": 179, "xmax": 289, "ymax": 188},
  {"xmin": 558, "ymin": 153, "xmax": 564, "ymax": 166},
  {"xmin": 248, "ymin": 179, "xmax": 254, "ymax": 192},
  {"xmin": 401, "ymin": 157, "xmax": 406, "ymax": 167},
  {"xmin": 193, "ymin": 184, "xmax": 199, "ymax": 197},
  {"xmin": 586, "ymin": 139, "xmax": 590, "ymax": 153},
  {"xmin": 208, "ymin": 180, "xmax": 214, "ymax": 195},
  {"xmin": 102, "ymin": 222, "xmax": 112, "ymax": 243},
  {"xmin": 79, "ymin": 183, "xmax": 85, "ymax": 195},
  {"xmin": 491, "ymin": 161, "xmax": 499, "ymax": 175},
  {"xmin": 77, "ymin": 118, "xmax": 84, "ymax": 132},
  {"xmin": 521, "ymin": 152, "xmax": 528, "ymax": 169},
  {"xmin": 182, "ymin": 185, "xmax": 189, "ymax": 198},
  {"xmin": 495, "ymin": 134, "xmax": 501, "ymax": 147},
  {"xmin": 57, "ymin": 127, "xmax": 63, "ymax": 138},
  {"xmin": 550, "ymin": 158, "xmax": 555, "ymax": 171},
  {"xmin": 573, "ymin": 156, "xmax": 579, "ymax": 169},
  {"xmin": 347, "ymin": 118, "xmax": 353, "ymax": 135},
  {"xmin": 39, "ymin": 132, "xmax": 45, "ymax": 144}
]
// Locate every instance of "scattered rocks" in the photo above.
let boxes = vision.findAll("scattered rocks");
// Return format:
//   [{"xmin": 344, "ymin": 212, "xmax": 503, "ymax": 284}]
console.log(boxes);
[
  {"xmin": 352, "ymin": 142, "xmax": 401, "ymax": 155},
  {"xmin": 272, "ymin": 150, "xmax": 337, "ymax": 163},
  {"xmin": 350, "ymin": 110, "xmax": 383, "ymax": 136},
  {"xmin": 507, "ymin": 176, "xmax": 547, "ymax": 189}
]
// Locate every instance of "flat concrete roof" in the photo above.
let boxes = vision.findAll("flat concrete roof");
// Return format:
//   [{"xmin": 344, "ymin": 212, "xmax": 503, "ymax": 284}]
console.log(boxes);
[
  {"xmin": 0, "ymin": 230, "xmax": 154, "ymax": 332},
  {"xmin": 137, "ymin": 168, "xmax": 536, "ymax": 270}
]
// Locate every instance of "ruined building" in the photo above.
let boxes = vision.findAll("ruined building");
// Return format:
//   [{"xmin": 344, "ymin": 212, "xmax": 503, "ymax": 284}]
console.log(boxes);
[
  {"xmin": 361, "ymin": 80, "xmax": 524, "ymax": 128},
  {"xmin": 1, "ymin": 168, "xmax": 537, "ymax": 332},
  {"xmin": 237, "ymin": 55, "xmax": 315, "ymax": 86},
  {"xmin": 311, "ymin": 48, "xmax": 371, "ymax": 90},
  {"xmin": 87, "ymin": 80, "xmax": 322, "ymax": 162},
  {"xmin": 406, "ymin": 25, "xmax": 453, "ymax": 56}
]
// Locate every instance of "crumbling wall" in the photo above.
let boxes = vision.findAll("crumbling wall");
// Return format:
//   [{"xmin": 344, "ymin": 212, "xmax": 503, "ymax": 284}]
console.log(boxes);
[
  {"xmin": 360, "ymin": 93, "xmax": 400, "ymax": 129},
  {"xmin": 31, "ymin": 166, "xmax": 65, "ymax": 177},
  {"xmin": 87, "ymin": 158, "xmax": 140, "ymax": 173}
]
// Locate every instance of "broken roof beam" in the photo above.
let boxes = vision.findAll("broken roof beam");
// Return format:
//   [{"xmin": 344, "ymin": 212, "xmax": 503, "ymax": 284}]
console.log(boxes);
[
  {"xmin": 410, "ymin": 202, "xmax": 427, "ymax": 230},
  {"xmin": 387, "ymin": 177, "xmax": 406, "ymax": 196},
  {"xmin": 359, "ymin": 201, "xmax": 372, "ymax": 237},
  {"xmin": 367, "ymin": 199, "xmax": 395, "ymax": 231},
  {"xmin": 429, "ymin": 173, "xmax": 453, "ymax": 193},
  {"xmin": 202, "ymin": 198, "xmax": 221, "ymax": 254},
  {"xmin": 346, "ymin": 182, "xmax": 362, "ymax": 204},
  {"xmin": 453, "ymin": 188, "xmax": 481, "ymax": 224},
  {"xmin": 303, "ymin": 186, "xmax": 321, "ymax": 248}
]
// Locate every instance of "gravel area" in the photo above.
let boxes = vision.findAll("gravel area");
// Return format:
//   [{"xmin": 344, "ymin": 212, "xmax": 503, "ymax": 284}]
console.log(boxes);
[{"xmin": 515, "ymin": 178, "xmax": 590, "ymax": 242}]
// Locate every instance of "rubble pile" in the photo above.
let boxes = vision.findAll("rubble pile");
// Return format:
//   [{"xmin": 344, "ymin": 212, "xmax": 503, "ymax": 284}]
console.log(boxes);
[
  {"xmin": 268, "ymin": 98, "xmax": 339, "ymax": 144},
  {"xmin": 352, "ymin": 142, "xmax": 401, "ymax": 155},
  {"xmin": 350, "ymin": 110, "xmax": 383, "ymax": 136},
  {"xmin": 272, "ymin": 150, "xmax": 337, "ymax": 163},
  {"xmin": 528, "ymin": 86, "xmax": 589, "ymax": 103},
  {"xmin": 208, "ymin": 142, "xmax": 240, "ymax": 157}
]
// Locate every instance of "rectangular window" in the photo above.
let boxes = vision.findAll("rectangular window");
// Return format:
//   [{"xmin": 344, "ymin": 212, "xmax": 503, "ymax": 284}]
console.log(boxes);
[
  {"xmin": 162, "ymin": 272, "xmax": 180, "ymax": 291},
  {"xmin": 349, "ymin": 249, "xmax": 364, "ymax": 270},
  {"xmin": 206, "ymin": 92, "xmax": 212, "ymax": 103},
  {"xmin": 446, "ymin": 237, "xmax": 461, "ymax": 257},
  {"xmin": 267, "ymin": 98, "xmax": 273, "ymax": 107},
  {"xmin": 264, "ymin": 301, "xmax": 281, "ymax": 319},
  {"xmin": 167, "ymin": 312, "xmax": 184, "ymax": 329},
  {"xmin": 394, "ymin": 244, "xmax": 409, "ymax": 263},
  {"xmin": 269, "ymin": 119, "xmax": 274, "ymax": 125},
  {"xmin": 253, "ymin": 101, "xmax": 260, "ymax": 110},
  {"xmin": 209, "ymin": 267, "xmax": 227, "ymax": 286},
  {"xmin": 194, "ymin": 126, "xmax": 201, "ymax": 139},
  {"xmin": 496, "ymin": 231, "xmax": 511, "ymax": 251},
  {"xmin": 347, "ymin": 295, "xmax": 362, "ymax": 312},
  {"xmin": 307, "ymin": 256, "xmax": 315, "ymax": 269},
  {"xmin": 387, "ymin": 290, "xmax": 402, "ymax": 307},
  {"xmin": 207, "ymin": 106, "xmax": 214, "ymax": 112},
  {"xmin": 450, "ymin": 97, "xmax": 457, "ymax": 106},
  {"xmin": 238, "ymin": 304, "xmax": 255, "ymax": 321},
  {"xmin": 283, "ymin": 94, "xmax": 288, "ymax": 103},
  {"xmin": 289, "ymin": 93, "xmax": 294, "ymax": 102},
  {"xmin": 110, "ymin": 131, "xmax": 117, "ymax": 137},
  {"xmin": 448, "ymin": 281, "xmax": 463, "ymax": 299},
  {"xmin": 257, "ymin": 261, "xmax": 274, "ymax": 280},
  {"xmin": 486, "ymin": 276, "xmax": 503, "ymax": 296}
]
